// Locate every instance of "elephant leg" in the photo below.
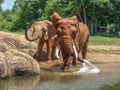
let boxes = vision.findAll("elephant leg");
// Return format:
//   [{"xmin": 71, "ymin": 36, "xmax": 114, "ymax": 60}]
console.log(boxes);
[
  {"xmin": 78, "ymin": 36, "xmax": 89, "ymax": 68},
  {"xmin": 78, "ymin": 35, "xmax": 89, "ymax": 60},
  {"xmin": 46, "ymin": 39, "xmax": 52, "ymax": 62},
  {"xmin": 61, "ymin": 48, "xmax": 73, "ymax": 70},
  {"xmin": 52, "ymin": 38, "xmax": 60, "ymax": 59},
  {"xmin": 61, "ymin": 46, "xmax": 67, "ymax": 60},
  {"xmin": 82, "ymin": 44, "xmax": 88, "ymax": 59},
  {"xmin": 72, "ymin": 57, "xmax": 76, "ymax": 66},
  {"xmin": 61, "ymin": 55, "xmax": 70, "ymax": 70},
  {"xmin": 36, "ymin": 38, "xmax": 44, "ymax": 61},
  {"xmin": 60, "ymin": 46, "xmax": 68, "ymax": 70},
  {"xmin": 82, "ymin": 37, "xmax": 89, "ymax": 59},
  {"xmin": 63, "ymin": 56, "xmax": 70, "ymax": 70},
  {"xmin": 51, "ymin": 39, "xmax": 56, "ymax": 59},
  {"xmin": 62, "ymin": 56, "xmax": 73, "ymax": 70}
]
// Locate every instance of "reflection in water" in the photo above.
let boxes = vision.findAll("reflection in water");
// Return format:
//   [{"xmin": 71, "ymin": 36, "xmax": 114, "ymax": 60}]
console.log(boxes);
[
  {"xmin": 97, "ymin": 82, "xmax": 120, "ymax": 90},
  {"xmin": 0, "ymin": 63, "xmax": 120, "ymax": 90},
  {"xmin": 0, "ymin": 76, "xmax": 40, "ymax": 90}
]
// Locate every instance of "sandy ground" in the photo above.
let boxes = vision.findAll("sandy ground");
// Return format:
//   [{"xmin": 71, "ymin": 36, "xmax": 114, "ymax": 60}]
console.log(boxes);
[{"xmin": 87, "ymin": 45, "xmax": 120, "ymax": 63}]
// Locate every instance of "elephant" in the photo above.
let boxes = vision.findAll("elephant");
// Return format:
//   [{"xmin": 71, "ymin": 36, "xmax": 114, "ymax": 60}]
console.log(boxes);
[
  {"xmin": 25, "ymin": 20, "xmax": 60, "ymax": 62},
  {"xmin": 51, "ymin": 12, "xmax": 90, "ymax": 70}
]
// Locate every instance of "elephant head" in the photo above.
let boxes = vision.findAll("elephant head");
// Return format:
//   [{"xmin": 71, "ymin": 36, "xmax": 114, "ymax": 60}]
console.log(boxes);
[
  {"xmin": 25, "ymin": 20, "xmax": 56, "ymax": 41},
  {"xmin": 52, "ymin": 13, "xmax": 79, "ymax": 58}
]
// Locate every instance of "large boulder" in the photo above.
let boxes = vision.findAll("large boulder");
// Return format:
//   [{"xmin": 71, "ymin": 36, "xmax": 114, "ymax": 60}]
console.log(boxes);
[
  {"xmin": 0, "ymin": 52, "xmax": 11, "ymax": 79},
  {"xmin": 5, "ymin": 49, "xmax": 40, "ymax": 76},
  {"xmin": 0, "ymin": 31, "xmax": 37, "ymax": 54},
  {"xmin": 0, "ymin": 31, "xmax": 40, "ymax": 79}
]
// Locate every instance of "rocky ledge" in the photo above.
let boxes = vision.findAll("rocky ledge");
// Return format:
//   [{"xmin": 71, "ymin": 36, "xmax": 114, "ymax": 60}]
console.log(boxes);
[{"xmin": 0, "ymin": 31, "xmax": 40, "ymax": 79}]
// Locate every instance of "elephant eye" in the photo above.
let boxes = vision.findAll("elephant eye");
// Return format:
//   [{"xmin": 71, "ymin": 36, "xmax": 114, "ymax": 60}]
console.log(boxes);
[
  {"xmin": 57, "ymin": 28, "xmax": 61, "ymax": 33},
  {"xmin": 71, "ymin": 23, "xmax": 74, "ymax": 26},
  {"xmin": 30, "ymin": 27, "xmax": 34, "ymax": 31},
  {"xmin": 57, "ymin": 31, "xmax": 60, "ymax": 37},
  {"xmin": 61, "ymin": 26, "xmax": 65, "ymax": 30},
  {"xmin": 57, "ymin": 28, "xmax": 62, "ymax": 37},
  {"xmin": 30, "ymin": 29, "xmax": 32, "ymax": 31},
  {"xmin": 70, "ymin": 22, "xmax": 77, "ymax": 26}
]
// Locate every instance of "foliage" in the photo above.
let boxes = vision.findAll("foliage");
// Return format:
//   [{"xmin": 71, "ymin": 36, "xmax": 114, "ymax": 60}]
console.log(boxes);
[
  {"xmin": 0, "ymin": 0, "xmax": 120, "ymax": 37},
  {"xmin": 0, "ymin": 0, "xmax": 4, "ymax": 11},
  {"xmin": 10, "ymin": 0, "xmax": 47, "ymax": 31}
]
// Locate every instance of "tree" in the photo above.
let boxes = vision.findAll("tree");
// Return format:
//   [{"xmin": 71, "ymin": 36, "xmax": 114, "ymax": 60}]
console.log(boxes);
[
  {"xmin": 0, "ymin": 0, "xmax": 4, "ymax": 30},
  {"xmin": 0, "ymin": 0, "xmax": 119, "ymax": 37},
  {"xmin": 10, "ymin": 0, "xmax": 48, "ymax": 31},
  {"xmin": 0, "ymin": 0, "xmax": 4, "ymax": 11}
]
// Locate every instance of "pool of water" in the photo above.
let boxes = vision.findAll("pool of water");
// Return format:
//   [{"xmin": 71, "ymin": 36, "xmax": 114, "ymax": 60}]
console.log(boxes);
[{"xmin": 0, "ymin": 63, "xmax": 120, "ymax": 90}]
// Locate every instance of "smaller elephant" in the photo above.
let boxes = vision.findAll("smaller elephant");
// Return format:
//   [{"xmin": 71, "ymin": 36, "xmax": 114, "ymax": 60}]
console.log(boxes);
[
  {"xmin": 51, "ymin": 12, "xmax": 90, "ymax": 70},
  {"xmin": 25, "ymin": 20, "xmax": 60, "ymax": 62}
]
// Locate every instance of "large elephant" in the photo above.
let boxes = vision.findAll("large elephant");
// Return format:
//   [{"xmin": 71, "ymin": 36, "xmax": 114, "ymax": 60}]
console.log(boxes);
[
  {"xmin": 51, "ymin": 12, "xmax": 90, "ymax": 70},
  {"xmin": 25, "ymin": 20, "xmax": 60, "ymax": 62}
]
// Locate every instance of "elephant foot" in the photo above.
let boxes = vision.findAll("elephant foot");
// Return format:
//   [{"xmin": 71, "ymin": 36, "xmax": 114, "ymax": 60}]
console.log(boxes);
[
  {"xmin": 61, "ymin": 65, "xmax": 70, "ymax": 71},
  {"xmin": 64, "ymin": 66, "xmax": 70, "ymax": 71},
  {"xmin": 52, "ymin": 55, "xmax": 60, "ymax": 59},
  {"xmin": 33, "ymin": 53, "xmax": 41, "ymax": 61},
  {"xmin": 46, "ymin": 60, "xmax": 52, "ymax": 63},
  {"xmin": 72, "ymin": 60, "xmax": 76, "ymax": 66}
]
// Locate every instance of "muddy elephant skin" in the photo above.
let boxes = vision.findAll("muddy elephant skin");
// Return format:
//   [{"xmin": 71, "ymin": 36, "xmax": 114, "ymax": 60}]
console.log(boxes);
[
  {"xmin": 25, "ymin": 20, "xmax": 59, "ymax": 62},
  {"xmin": 51, "ymin": 12, "xmax": 90, "ymax": 70}
]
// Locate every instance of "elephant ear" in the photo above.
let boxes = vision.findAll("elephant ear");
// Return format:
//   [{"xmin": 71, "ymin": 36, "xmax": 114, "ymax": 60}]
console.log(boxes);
[
  {"xmin": 42, "ymin": 20, "xmax": 57, "ymax": 40},
  {"xmin": 70, "ymin": 16, "xmax": 80, "ymax": 52},
  {"xmin": 51, "ymin": 12, "xmax": 62, "ymax": 29},
  {"xmin": 70, "ymin": 15, "xmax": 77, "ymax": 21},
  {"xmin": 41, "ymin": 21, "xmax": 49, "ymax": 40}
]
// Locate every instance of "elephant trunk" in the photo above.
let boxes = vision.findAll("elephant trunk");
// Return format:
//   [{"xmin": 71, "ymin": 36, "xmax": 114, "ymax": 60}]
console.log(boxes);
[
  {"xmin": 25, "ymin": 29, "xmax": 40, "ymax": 41},
  {"xmin": 61, "ymin": 36, "xmax": 74, "ymax": 56}
]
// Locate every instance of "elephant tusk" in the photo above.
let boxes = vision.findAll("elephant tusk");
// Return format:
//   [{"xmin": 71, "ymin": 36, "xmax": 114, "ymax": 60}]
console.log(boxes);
[
  {"xmin": 55, "ymin": 47, "xmax": 60, "ymax": 59},
  {"xmin": 51, "ymin": 35, "xmax": 57, "ymax": 39},
  {"xmin": 73, "ymin": 44, "xmax": 78, "ymax": 59}
]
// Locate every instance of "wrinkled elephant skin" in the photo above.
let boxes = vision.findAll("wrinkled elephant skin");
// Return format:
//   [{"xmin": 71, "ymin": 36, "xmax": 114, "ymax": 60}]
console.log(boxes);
[
  {"xmin": 51, "ymin": 12, "xmax": 90, "ymax": 70},
  {"xmin": 25, "ymin": 20, "xmax": 60, "ymax": 62}
]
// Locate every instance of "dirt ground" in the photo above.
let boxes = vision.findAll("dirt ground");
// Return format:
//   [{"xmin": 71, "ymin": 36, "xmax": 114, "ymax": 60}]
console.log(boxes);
[{"xmin": 87, "ymin": 45, "xmax": 120, "ymax": 63}]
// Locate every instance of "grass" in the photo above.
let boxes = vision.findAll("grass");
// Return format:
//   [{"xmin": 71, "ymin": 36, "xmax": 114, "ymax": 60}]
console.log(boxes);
[
  {"xmin": 1, "ymin": 30, "xmax": 25, "ymax": 35},
  {"xmin": 11, "ymin": 31, "xmax": 25, "ymax": 35},
  {"xmin": 89, "ymin": 36, "xmax": 120, "ymax": 46}
]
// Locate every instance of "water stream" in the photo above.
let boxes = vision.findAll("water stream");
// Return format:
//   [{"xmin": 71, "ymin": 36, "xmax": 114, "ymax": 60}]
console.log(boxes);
[{"xmin": 0, "ymin": 63, "xmax": 120, "ymax": 90}]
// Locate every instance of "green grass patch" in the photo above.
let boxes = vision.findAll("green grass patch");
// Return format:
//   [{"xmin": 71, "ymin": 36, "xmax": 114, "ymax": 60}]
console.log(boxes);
[
  {"xmin": 2, "ymin": 30, "xmax": 25, "ymax": 35},
  {"xmin": 11, "ymin": 31, "xmax": 25, "ymax": 35},
  {"xmin": 89, "ymin": 36, "xmax": 120, "ymax": 45}
]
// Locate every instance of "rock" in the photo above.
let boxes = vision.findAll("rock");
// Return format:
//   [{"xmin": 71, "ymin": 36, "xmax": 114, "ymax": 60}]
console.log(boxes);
[
  {"xmin": 0, "ymin": 31, "xmax": 40, "ymax": 79},
  {"xmin": 19, "ymin": 49, "xmax": 36, "ymax": 57},
  {"xmin": 4, "ymin": 49, "xmax": 40, "ymax": 76},
  {"xmin": 0, "ymin": 52, "xmax": 11, "ymax": 79},
  {"xmin": 0, "ymin": 31, "xmax": 37, "ymax": 52},
  {"xmin": 0, "ymin": 41, "xmax": 12, "ymax": 52}
]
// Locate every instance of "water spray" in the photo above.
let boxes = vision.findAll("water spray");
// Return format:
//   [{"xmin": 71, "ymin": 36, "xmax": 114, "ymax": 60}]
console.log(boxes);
[
  {"xmin": 75, "ymin": 59, "xmax": 100, "ymax": 74},
  {"xmin": 73, "ymin": 45, "xmax": 100, "ymax": 74}
]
